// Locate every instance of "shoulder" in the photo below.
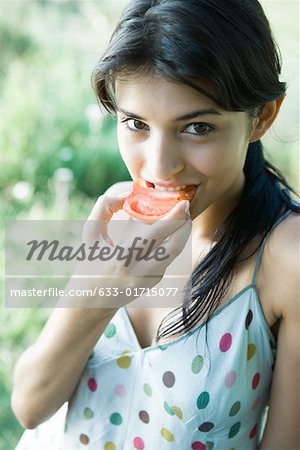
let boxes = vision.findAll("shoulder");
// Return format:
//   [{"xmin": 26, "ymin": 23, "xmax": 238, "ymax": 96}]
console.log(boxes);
[
  {"xmin": 262, "ymin": 211, "xmax": 300, "ymax": 320},
  {"xmin": 258, "ymin": 211, "xmax": 300, "ymax": 449}
]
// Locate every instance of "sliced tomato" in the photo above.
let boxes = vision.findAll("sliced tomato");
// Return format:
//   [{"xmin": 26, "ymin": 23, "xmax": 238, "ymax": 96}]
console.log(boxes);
[{"xmin": 123, "ymin": 179, "xmax": 197, "ymax": 221}]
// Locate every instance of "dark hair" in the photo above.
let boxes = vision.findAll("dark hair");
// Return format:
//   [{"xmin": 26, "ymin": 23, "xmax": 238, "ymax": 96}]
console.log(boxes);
[{"xmin": 92, "ymin": 0, "xmax": 300, "ymax": 342}]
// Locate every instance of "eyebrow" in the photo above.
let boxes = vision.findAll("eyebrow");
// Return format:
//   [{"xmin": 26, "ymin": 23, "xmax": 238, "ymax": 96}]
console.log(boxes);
[{"xmin": 116, "ymin": 106, "xmax": 223, "ymax": 121}]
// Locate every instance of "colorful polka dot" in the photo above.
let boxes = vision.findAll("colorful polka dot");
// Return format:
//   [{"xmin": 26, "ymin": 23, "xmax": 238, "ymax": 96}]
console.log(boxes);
[
  {"xmin": 245, "ymin": 309, "xmax": 253, "ymax": 329},
  {"xmin": 143, "ymin": 383, "xmax": 153, "ymax": 396},
  {"xmin": 198, "ymin": 421, "xmax": 214, "ymax": 432},
  {"xmin": 139, "ymin": 410, "xmax": 150, "ymax": 424},
  {"xmin": 249, "ymin": 423, "xmax": 258, "ymax": 439},
  {"xmin": 197, "ymin": 391, "xmax": 210, "ymax": 409},
  {"xmin": 228, "ymin": 422, "xmax": 241, "ymax": 438},
  {"xmin": 159, "ymin": 345, "xmax": 168, "ymax": 351},
  {"xmin": 229, "ymin": 401, "xmax": 241, "ymax": 417},
  {"xmin": 104, "ymin": 323, "xmax": 116, "ymax": 338},
  {"xmin": 117, "ymin": 351, "xmax": 132, "ymax": 369},
  {"xmin": 110, "ymin": 412, "xmax": 123, "ymax": 426},
  {"xmin": 224, "ymin": 370, "xmax": 236, "ymax": 388},
  {"xmin": 114, "ymin": 384, "xmax": 127, "ymax": 398},
  {"xmin": 161, "ymin": 427, "xmax": 174, "ymax": 442},
  {"xmin": 247, "ymin": 343, "xmax": 256, "ymax": 361},
  {"xmin": 172, "ymin": 405, "xmax": 183, "ymax": 420},
  {"xmin": 163, "ymin": 371, "xmax": 176, "ymax": 387},
  {"xmin": 191, "ymin": 442, "xmax": 206, "ymax": 450},
  {"xmin": 206, "ymin": 442, "xmax": 214, "ymax": 450},
  {"xmin": 103, "ymin": 443, "xmax": 116, "ymax": 450},
  {"xmin": 87, "ymin": 377, "xmax": 97, "ymax": 392},
  {"xmin": 79, "ymin": 434, "xmax": 90, "ymax": 445},
  {"xmin": 164, "ymin": 400, "xmax": 175, "ymax": 416},
  {"xmin": 103, "ymin": 441, "xmax": 117, "ymax": 450},
  {"xmin": 133, "ymin": 436, "xmax": 145, "ymax": 449},
  {"xmin": 252, "ymin": 372, "xmax": 260, "ymax": 390},
  {"xmin": 64, "ymin": 422, "xmax": 68, "ymax": 433},
  {"xmin": 191, "ymin": 355, "xmax": 204, "ymax": 374},
  {"xmin": 83, "ymin": 407, "xmax": 94, "ymax": 419},
  {"xmin": 219, "ymin": 333, "xmax": 232, "ymax": 352}
]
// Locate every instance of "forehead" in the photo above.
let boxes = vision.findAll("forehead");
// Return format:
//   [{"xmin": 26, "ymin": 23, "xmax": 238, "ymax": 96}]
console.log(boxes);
[{"xmin": 115, "ymin": 74, "xmax": 221, "ymax": 115}]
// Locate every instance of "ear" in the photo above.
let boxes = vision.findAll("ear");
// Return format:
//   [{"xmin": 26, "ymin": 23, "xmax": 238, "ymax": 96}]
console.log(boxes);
[{"xmin": 249, "ymin": 95, "xmax": 286, "ymax": 142}]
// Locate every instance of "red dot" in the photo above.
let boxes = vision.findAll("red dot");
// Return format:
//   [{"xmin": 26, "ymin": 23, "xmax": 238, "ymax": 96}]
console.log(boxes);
[
  {"xmin": 249, "ymin": 423, "xmax": 258, "ymax": 439},
  {"xmin": 87, "ymin": 377, "xmax": 97, "ymax": 392},
  {"xmin": 191, "ymin": 442, "xmax": 206, "ymax": 450},
  {"xmin": 133, "ymin": 437, "xmax": 145, "ymax": 449},
  {"xmin": 219, "ymin": 333, "xmax": 232, "ymax": 352},
  {"xmin": 252, "ymin": 373, "xmax": 260, "ymax": 390}
]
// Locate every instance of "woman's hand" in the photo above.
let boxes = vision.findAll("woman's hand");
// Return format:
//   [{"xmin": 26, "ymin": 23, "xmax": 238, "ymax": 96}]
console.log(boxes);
[{"xmin": 63, "ymin": 193, "xmax": 192, "ymax": 309}]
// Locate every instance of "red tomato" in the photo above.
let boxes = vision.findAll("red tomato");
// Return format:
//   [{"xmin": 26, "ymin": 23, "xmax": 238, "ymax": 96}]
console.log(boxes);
[{"xmin": 123, "ymin": 179, "xmax": 197, "ymax": 221}]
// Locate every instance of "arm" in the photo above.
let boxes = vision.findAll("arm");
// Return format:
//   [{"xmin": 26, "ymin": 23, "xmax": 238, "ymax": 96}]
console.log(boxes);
[
  {"xmin": 11, "ymin": 307, "xmax": 117, "ymax": 429},
  {"xmin": 259, "ymin": 213, "xmax": 300, "ymax": 450}
]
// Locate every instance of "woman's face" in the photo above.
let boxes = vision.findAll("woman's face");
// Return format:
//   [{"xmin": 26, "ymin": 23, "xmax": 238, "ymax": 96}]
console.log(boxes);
[{"xmin": 115, "ymin": 74, "xmax": 253, "ymax": 224}]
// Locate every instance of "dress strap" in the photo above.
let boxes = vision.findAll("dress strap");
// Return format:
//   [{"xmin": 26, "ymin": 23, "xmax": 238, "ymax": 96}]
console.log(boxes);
[{"xmin": 251, "ymin": 210, "xmax": 293, "ymax": 286}]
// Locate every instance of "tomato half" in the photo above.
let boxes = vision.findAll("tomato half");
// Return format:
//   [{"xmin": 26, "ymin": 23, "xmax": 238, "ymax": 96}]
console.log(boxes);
[{"xmin": 123, "ymin": 179, "xmax": 197, "ymax": 221}]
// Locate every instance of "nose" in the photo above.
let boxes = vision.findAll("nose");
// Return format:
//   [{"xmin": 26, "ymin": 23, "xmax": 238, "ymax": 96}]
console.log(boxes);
[{"xmin": 145, "ymin": 133, "xmax": 184, "ymax": 180}]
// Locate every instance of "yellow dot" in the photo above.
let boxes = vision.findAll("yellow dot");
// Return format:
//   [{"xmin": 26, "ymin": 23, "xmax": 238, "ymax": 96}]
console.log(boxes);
[
  {"xmin": 117, "ymin": 350, "xmax": 132, "ymax": 368},
  {"xmin": 172, "ymin": 405, "xmax": 183, "ymax": 420},
  {"xmin": 161, "ymin": 427, "xmax": 174, "ymax": 442},
  {"xmin": 247, "ymin": 343, "xmax": 256, "ymax": 361},
  {"xmin": 104, "ymin": 442, "xmax": 116, "ymax": 450}
]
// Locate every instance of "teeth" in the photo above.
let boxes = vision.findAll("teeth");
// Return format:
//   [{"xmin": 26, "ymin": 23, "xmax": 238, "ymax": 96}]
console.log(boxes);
[{"xmin": 155, "ymin": 185, "xmax": 187, "ymax": 191}]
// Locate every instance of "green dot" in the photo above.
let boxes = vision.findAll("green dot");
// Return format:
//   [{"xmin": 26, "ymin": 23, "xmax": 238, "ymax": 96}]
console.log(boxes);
[
  {"xmin": 228, "ymin": 422, "xmax": 241, "ymax": 438},
  {"xmin": 64, "ymin": 422, "xmax": 68, "ymax": 433},
  {"xmin": 104, "ymin": 323, "xmax": 116, "ymax": 338},
  {"xmin": 163, "ymin": 401, "xmax": 175, "ymax": 416},
  {"xmin": 84, "ymin": 407, "xmax": 94, "ymax": 419},
  {"xmin": 143, "ymin": 383, "xmax": 153, "ymax": 396},
  {"xmin": 110, "ymin": 412, "xmax": 123, "ymax": 426},
  {"xmin": 159, "ymin": 345, "xmax": 168, "ymax": 351},
  {"xmin": 191, "ymin": 355, "xmax": 204, "ymax": 374},
  {"xmin": 229, "ymin": 401, "xmax": 241, "ymax": 417},
  {"xmin": 197, "ymin": 391, "xmax": 210, "ymax": 409},
  {"xmin": 206, "ymin": 442, "xmax": 214, "ymax": 450}
]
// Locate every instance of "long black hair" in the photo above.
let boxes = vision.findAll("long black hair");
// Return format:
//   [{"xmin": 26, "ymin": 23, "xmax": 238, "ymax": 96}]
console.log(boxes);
[{"xmin": 92, "ymin": 0, "xmax": 300, "ymax": 342}]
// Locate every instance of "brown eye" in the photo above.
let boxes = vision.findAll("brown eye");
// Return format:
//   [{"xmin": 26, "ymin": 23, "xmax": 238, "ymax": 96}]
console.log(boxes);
[
  {"xmin": 123, "ymin": 119, "xmax": 149, "ymax": 132},
  {"xmin": 185, "ymin": 122, "xmax": 215, "ymax": 136}
]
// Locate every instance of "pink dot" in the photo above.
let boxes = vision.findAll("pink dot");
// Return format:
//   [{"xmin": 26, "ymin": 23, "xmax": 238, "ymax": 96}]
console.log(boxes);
[
  {"xmin": 87, "ymin": 377, "xmax": 97, "ymax": 392},
  {"xmin": 114, "ymin": 384, "xmax": 127, "ymax": 397},
  {"xmin": 219, "ymin": 333, "xmax": 232, "ymax": 352},
  {"xmin": 191, "ymin": 442, "xmax": 206, "ymax": 450},
  {"xmin": 133, "ymin": 437, "xmax": 145, "ymax": 449},
  {"xmin": 224, "ymin": 370, "xmax": 237, "ymax": 388},
  {"xmin": 249, "ymin": 423, "xmax": 258, "ymax": 439},
  {"xmin": 252, "ymin": 396, "xmax": 261, "ymax": 410},
  {"xmin": 252, "ymin": 372, "xmax": 260, "ymax": 390}
]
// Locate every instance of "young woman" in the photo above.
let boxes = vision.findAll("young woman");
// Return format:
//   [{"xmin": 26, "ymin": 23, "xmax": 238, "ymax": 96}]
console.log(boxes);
[{"xmin": 12, "ymin": 0, "xmax": 299, "ymax": 449}]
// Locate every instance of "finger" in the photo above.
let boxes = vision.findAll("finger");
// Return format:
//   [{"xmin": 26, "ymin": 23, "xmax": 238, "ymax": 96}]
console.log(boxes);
[
  {"xmin": 84, "ymin": 194, "xmax": 127, "ymax": 245},
  {"xmin": 158, "ymin": 219, "xmax": 192, "ymax": 263},
  {"xmin": 121, "ymin": 200, "xmax": 191, "ymax": 258}
]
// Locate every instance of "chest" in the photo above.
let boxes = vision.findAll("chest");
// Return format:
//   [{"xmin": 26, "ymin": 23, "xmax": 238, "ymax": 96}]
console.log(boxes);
[{"xmin": 126, "ymin": 240, "xmax": 278, "ymax": 349}]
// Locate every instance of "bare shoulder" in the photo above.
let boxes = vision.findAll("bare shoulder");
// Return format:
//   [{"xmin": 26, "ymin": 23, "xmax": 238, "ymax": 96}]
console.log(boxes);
[
  {"xmin": 258, "ymin": 211, "xmax": 300, "ymax": 449},
  {"xmin": 263, "ymin": 211, "xmax": 300, "ymax": 319}
]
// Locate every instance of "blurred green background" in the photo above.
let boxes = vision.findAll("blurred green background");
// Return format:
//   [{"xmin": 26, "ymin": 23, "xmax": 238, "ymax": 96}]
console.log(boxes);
[{"xmin": 0, "ymin": 0, "xmax": 298, "ymax": 448}]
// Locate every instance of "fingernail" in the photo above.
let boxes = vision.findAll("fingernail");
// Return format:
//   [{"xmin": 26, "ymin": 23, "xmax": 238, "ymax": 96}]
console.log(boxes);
[{"xmin": 184, "ymin": 201, "xmax": 190, "ymax": 216}]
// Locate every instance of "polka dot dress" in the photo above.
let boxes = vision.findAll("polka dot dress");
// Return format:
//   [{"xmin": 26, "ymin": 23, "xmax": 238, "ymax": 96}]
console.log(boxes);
[
  {"xmin": 15, "ymin": 213, "xmax": 291, "ymax": 450},
  {"xmin": 15, "ymin": 287, "xmax": 276, "ymax": 450}
]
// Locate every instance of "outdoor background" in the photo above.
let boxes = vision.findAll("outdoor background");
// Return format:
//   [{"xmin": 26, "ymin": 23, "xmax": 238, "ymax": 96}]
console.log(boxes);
[{"xmin": 0, "ymin": 0, "xmax": 298, "ymax": 448}]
